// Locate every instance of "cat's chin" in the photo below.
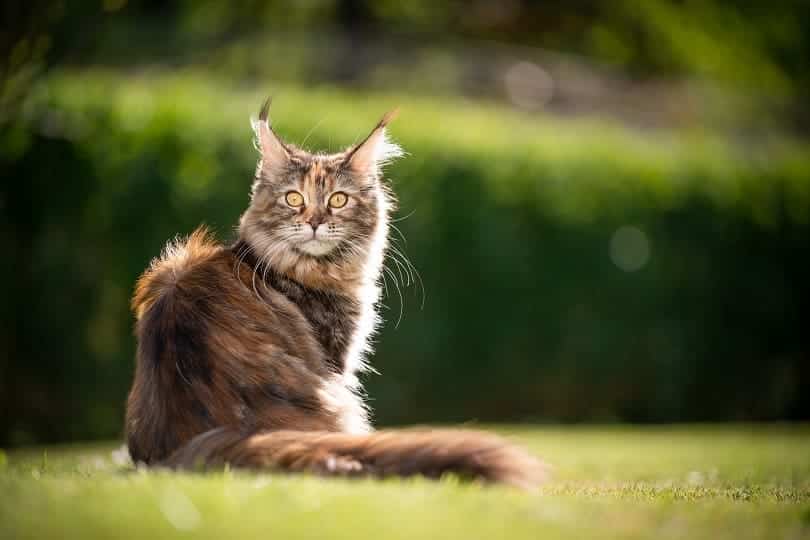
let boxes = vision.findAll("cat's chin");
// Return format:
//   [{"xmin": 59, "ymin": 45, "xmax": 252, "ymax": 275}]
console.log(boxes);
[{"xmin": 296, "ymin": 239, "xmax": 338, "ymax": 257}]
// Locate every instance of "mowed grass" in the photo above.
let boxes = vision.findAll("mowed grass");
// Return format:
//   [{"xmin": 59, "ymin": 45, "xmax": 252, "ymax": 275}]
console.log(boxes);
[{"xmin": 1, "ymin": 426, "xmax": 809, "ymax": 539}]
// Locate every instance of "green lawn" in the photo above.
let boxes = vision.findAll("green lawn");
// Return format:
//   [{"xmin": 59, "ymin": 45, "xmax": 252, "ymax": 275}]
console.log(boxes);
[{"xmin": 1, "ymin": 426, "xmax": 808, "ymax": 539}]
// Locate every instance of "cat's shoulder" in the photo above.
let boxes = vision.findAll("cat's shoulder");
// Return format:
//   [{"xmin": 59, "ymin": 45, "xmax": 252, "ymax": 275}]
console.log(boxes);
[{"xmin": 131, "ymin": 226, "xmax": 224, "ymax": 319}]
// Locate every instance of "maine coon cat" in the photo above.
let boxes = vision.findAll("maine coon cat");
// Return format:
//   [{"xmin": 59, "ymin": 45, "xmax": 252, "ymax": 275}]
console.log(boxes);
[{"xmin": 125, "ymin": 100, "xmax": 546, "ymax": 488}]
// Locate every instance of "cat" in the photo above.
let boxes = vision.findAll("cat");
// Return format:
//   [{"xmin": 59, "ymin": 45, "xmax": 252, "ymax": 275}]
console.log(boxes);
[{"xmin": 125, "ymin": 99, "xmax": 546, "ymax": 489}]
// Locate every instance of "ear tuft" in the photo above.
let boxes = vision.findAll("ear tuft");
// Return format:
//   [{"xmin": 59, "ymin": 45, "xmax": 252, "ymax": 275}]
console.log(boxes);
[
  {"xmin": 345, "ymin": 108, "xmax": 404, "ymax": 176},
  {"xmin": 251, "ymin": 96, "xmax": 289, "ymax": 174},
  {"xmin": 258, "ymin": 96, "xmax": 271, "ymax": 123},
  {"xmin": 377, "ymin": 107, "xmax": 399, "ymax": 129}
]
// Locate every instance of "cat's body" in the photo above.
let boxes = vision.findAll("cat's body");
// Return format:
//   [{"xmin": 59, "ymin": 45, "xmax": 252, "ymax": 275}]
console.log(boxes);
[{"xmin": 125, "ymin": 102, "xmax": 546, "ymax": 488}]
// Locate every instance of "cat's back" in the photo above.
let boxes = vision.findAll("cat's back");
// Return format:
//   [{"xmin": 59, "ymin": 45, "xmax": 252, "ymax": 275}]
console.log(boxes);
[
  {"xmin": 130, "ymin": 225, "xmax": 280, "ymax": 382},
  {"xmin": 131, "ymin": 226, "xmax": 226, "ymax": 322},
  {"xmin": 127, "ymin": 227, "xmax": 339, "ymax": 462},
  {"xmin": 130, "ymin": 226, "xmax": 305, "ymax": 352},
  {"xmin": 130, "ymin": 225, "xmax": 331, "ymax": 381}
]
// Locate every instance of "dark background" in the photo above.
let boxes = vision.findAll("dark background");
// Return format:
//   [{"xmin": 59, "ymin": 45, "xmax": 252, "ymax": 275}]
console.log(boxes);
[{"xmin": 1, "ymin": 0, "xmax": 809, "ymax": 446}]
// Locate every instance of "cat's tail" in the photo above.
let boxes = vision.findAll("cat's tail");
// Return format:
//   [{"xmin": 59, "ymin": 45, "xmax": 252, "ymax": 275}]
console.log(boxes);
[{"xmin": 162, "ymin": 428, "xmax": 548, "ymax": 490}]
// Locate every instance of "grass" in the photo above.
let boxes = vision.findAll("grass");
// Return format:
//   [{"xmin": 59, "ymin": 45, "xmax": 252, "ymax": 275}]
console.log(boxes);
[{"xmin": 1, "ymin": 426, "xmax": 809, "ymax": 539}]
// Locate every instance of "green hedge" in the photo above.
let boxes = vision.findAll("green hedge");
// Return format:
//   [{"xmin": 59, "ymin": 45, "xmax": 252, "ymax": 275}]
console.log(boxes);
[{"xmin": 2, "ymin": 71, "xmax": 808, "ymax": 444}]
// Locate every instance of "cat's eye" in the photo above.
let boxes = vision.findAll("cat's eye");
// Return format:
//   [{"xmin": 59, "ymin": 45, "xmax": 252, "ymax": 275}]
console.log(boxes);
[
  {"xmin": 285, "ymin": 191, "xmax": 304, "ymax": 207},
  {"xmin": 328, "ymin": 192, "xmax": 348, "ymax": 209}
]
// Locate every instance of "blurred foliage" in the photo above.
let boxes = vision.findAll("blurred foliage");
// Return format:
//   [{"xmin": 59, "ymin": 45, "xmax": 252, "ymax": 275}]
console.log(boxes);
[
  {"xmin": 1, "ymin": 71, "xmax": 809, "ymax": 445},
  {"xmin": 3, "ymin": 1, "xmax": 810, "ymax": 130}
]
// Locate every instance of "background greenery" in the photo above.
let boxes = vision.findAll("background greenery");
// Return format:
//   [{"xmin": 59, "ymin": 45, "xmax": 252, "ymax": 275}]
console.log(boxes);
[{"xmin": 2, "ymin": 1, "xmax": 809, "ymax": 446}]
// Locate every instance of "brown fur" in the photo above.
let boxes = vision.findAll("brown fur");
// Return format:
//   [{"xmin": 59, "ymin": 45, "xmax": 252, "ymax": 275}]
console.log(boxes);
[
  {"xmin": 166, "ymin": 428, "xmax": 545, "ymax": 490},
  {"xmin": 125, "ymin": 103, "xmax": 547, "ymax": 488}
]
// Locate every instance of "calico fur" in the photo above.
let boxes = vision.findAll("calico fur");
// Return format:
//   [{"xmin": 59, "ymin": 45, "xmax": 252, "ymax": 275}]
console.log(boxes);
[{"xmin": 125, "ymin": 102, "xmax": 547, "ymax": 489}]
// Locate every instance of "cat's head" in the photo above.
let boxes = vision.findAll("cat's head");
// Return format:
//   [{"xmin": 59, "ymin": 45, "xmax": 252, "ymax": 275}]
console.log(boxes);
[{"xmin": 239, "ymin": 99, "xmax": 402, "ymax": 288}]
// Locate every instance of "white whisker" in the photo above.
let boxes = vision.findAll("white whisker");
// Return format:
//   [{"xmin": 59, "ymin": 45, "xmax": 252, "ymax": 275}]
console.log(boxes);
[{"xmin": 299, "ymin": 116, "xmax": 329, "ymax": 149}]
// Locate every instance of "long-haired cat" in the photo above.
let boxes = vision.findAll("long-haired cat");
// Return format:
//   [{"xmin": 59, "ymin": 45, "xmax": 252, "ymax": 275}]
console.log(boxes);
[{"xmin": 125, "ymin": 100, "xmax": 546, "ymax": 488}]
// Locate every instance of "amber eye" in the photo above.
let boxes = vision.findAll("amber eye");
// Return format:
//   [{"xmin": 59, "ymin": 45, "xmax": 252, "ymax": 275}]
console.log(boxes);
[
  {"xmin": 285, "ymin": 191, "xmax": 304, "ymax": 207},
  {"xmin": 328, "ymin": 192, "xmax": 348, "ymax": 208}
]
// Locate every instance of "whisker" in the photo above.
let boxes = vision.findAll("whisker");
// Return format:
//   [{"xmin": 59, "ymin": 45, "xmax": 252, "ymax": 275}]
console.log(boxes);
[
  {"xmin": 391, "ymin": 208, "xmax": 417, "ymax": 223},
  {"xmin": 389, "ymin": 223, "xmax": 408, "ymax": 246},
  {"xmin": 387, "ymin": 243, "xmax": 413, "ymax": 285},
  {"xmin": 379, "ymin": 262, "xmax": 391, "ymax": 299},
  {"xmin": 232, "ymin": 244, "xmax": 252, "ymax": 283},
  {"xmin": 382, "ymin": 264, "xmax": 404, "ymax": 328},
  {"xmin": 387, "ymin": 241, "xmax": 425, "ymax": 310},
  {"xmin": 386, "ymin": 249, "xmax": 409, "ymax": 286},
  {"xmin": 299, "ymin": 116, "xmax": 329, "ymax": 149}
]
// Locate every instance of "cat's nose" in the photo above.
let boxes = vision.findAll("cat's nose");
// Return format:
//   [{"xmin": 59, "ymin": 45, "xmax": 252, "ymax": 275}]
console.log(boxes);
[{"xmin": 306, "ymin": 217, "xmax": 322, "ymax": 231}]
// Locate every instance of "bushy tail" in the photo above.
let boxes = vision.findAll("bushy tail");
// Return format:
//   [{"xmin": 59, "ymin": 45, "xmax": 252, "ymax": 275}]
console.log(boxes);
[{"xmin": 163, "ymin": 428, "xmax": 548, "ymax": 490}]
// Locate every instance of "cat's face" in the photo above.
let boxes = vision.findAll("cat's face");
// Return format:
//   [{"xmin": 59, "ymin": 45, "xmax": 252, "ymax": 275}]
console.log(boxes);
[
  {"xmin": 239, "ymin": 104, "xmax": 401, "ymax": 286},
  {"xmin": 246, "ymin": 153, "xmax": 379, "ymax": 258}
]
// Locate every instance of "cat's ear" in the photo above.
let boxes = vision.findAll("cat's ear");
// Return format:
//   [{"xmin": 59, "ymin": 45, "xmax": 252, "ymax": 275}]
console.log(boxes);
[
  {"xmin": 344, "ymin": 109, "xmax": 403, "ymax": 177},
  {"xmin": 251, "ymin": 97, "xmax": 289, "ymax": 173}
]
